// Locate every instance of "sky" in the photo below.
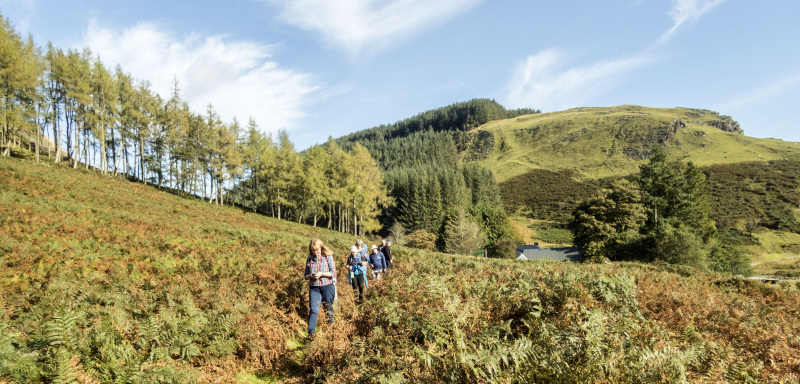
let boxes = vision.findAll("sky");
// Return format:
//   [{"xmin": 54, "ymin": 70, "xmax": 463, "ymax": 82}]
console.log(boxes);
[{"xmin": 1, "ymin": 0, "xmax": 799, "ymax": 147}]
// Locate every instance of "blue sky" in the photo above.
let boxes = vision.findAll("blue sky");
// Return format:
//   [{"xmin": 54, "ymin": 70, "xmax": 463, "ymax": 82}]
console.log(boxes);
[{"xmin": 2, "ymin": 0, "xmax": 799, "ymax": 147}]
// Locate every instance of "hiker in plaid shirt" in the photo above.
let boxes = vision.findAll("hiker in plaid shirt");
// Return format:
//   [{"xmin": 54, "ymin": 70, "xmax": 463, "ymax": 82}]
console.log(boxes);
[{"xmin": 304, "ymin": 238, "xmax": 337, "ymax": 338}]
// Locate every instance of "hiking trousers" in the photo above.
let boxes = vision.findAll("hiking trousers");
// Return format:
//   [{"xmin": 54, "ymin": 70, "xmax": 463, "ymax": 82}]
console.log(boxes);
[
  {"xmin": 351, "ymin": 273, "xmax": 365, "ymax": 301},
  {"xmin": 308, "ymin": 284, "xmax": 335, "ymax": 335}
]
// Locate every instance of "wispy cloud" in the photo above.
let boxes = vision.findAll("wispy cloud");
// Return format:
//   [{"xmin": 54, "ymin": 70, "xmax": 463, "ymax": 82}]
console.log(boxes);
[
  {"xmin": 715, "ymin": 70, "xmax": 800, "ymax": 112},
  {"xmin": 657, "ymin": 0, "xmax": 726, "ymax": 45},
  {"xmin": 504, "ymin": 49, "xmax": 658, "ymax": 111},
  {"xmin": 84, "ymin": 20, "xmax": 320, "ymax": 132},
  {"xmin": 268, "ymin": 0, "xmax": 484, "ymax": 59},
  {"xmin": 504, "ymin": 0, "xmax": 726, "ymax": 111}
]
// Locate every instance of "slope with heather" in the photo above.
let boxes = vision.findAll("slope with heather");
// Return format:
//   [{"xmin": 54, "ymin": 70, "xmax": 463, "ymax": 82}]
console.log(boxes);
[{"xmin": 2, "ymin": 157, "xmax": 800, "ymax": 383}]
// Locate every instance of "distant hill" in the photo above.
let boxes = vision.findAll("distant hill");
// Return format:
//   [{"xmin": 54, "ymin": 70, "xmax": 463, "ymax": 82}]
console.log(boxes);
[
  {"xmin": 455, "ymin": 105, "xmax": 800, "ymax": 271},
  {"xmin": 465, "ymin": 105, "xmax": 800, "ymax": 183}
]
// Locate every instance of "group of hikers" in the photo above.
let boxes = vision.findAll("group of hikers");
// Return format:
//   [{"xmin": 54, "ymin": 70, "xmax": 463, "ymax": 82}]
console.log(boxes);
[{"xmin": 302, "ymin": 237, "xmax": 394, "ymax": 338}]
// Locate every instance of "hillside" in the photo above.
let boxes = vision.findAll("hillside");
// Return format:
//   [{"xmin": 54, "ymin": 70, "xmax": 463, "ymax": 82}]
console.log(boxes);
[
  {"xmin": 466, "ymin": 105, "xmax": 800, "ymax": 182},
  {"xmin": 458, "ymin": 105, "xmax": 800, "ymax": 273},
  {"xmin": 3, "ymin": 156, "xmax": 800, "ymax": 383}
]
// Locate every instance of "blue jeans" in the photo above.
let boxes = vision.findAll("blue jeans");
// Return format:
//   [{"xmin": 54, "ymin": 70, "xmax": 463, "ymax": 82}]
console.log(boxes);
[{"xmin": 308, "ymin": 284, "xmax": 335, "ymax": 334}]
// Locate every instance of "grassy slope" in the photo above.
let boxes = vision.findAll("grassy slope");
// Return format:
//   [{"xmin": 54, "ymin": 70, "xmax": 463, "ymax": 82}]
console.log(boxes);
[
  {"xmin": 473, "ymin": 106, "xmax": 800, "ymax": 274},
  {"xmin": 472, "ymin": 105, "xmax": 800, "ymax": 183},
  {"xmin": 2, "ymin": 157, "xmax": 800, "ymax": 383}
]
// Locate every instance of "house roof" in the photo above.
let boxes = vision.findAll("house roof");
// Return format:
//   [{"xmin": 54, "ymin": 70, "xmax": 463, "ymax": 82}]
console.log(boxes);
[{"xmin": 516, "ymin": 246, "xmax": 582, "ymax": 263}]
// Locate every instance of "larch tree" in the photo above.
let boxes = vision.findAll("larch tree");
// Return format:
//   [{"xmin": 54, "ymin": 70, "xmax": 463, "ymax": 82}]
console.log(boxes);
[
  {"xmin": 241, "ymin": 118, "xmax": 273, "ymax": 212},
  {"xmin": 0, "ymin": 17, "xmax": 38, "ymax": 157},
  {"xmin": 44, "ymin": 45, "xmax": 67, "ymax": 163},
  {"xmin": 301, "ymin": 144, "xmax": 330, "ymax": 227},
  {"xmin": 323, "ymin": 138, "xmax": 348, "ymax": 231},
  {"xmin": 270, "ymin": 129, "xmax": 300, "ymax": 219},
  {"xmin": 61, "ymin": 49, "xmax": 91, "ymax": 169},
  {"xmin": 347, "ymin": 143, "xmax": 390, "ymax": 235},
  {"xmin": 87, "ymin": 57, "xmax": 116, "ymax": 174},
  {"xmin": 132, "ymin": 81, "xmax": 155, "ymax": 184}
]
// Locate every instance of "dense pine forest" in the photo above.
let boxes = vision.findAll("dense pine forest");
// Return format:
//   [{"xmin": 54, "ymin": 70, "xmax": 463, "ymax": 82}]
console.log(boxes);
[{"xmin": 328, "ymin": 99, "xmax": 539, "ymax": 256}]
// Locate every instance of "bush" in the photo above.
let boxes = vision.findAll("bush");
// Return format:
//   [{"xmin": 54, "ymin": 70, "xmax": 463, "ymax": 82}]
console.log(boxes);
[
  {"xmin": 708, "ymin": 245, "xmax": 753, "ymax": 276},
  {"xmin": 405, "ymin": 230, "xmax": 437, "ymax": 251},
  {"xmin": 650, "ymin": 223, "xmax": 708, "ymax": 270},
  {"xmin": 487, "ymin": 237, "xmax": 519, "ymax": 259}
]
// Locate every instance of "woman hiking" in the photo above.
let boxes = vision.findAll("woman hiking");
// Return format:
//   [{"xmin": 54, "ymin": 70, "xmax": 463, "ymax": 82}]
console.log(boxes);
[
  {"xmin": 346, "ymin": 244, "xmax": 369, "ymax": 303},
  {"xmin": 303, "ymin": 238, "xmax": 336, "ymax": 339}
]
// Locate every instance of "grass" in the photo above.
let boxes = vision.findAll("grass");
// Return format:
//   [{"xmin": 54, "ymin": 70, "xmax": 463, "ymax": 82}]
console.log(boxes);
[
  {"xmin": 472, "ymin": 105, "xmax": 800, "ymax": 183},
  {"xmin": 483, "ymin": 107, "xmax": 800, "ymax": 271},
  {"xmin": 752, "ymin": 258, "xmax": 800, "ymax": 278},
  {"xmin": 3, "ymin": 156, "xmax": 800, "ymax": 383},
  {"xmin": 511, "ymin": 216, "xmax": 573, "ymax": 246},
  {"xmin": 746, "ymin": 230, "xmax": 800, "ymax": 264}
]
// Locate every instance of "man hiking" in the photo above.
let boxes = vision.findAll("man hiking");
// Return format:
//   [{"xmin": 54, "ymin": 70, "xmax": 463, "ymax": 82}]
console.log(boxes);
[
  {"xmin": 346, "ymin": 244, "xmax": 368, "ymax": 302},
  {"xmin": 369, "ymin": 244, "xmax": 387, "ymax": 280}
]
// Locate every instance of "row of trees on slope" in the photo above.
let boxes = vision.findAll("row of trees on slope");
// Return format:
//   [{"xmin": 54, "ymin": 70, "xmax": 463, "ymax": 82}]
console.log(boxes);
[
  {"xmin": 570, "ymin": 146, "xmax": 751, "ymax": 274},
  {"xmin": 0, "ymin": 14, "xmax": 391, "ymax": 234},
  {"xmin": 1, "ymin": 12, "xmax": 523, "ymax": 247},
  {"xmin": 228, "ymin": 138, "xmax": 389, "ymax": 234},
  {"xmin": 337, "ymin": 98, "xmax": 538, "ymax": 146},
  {"xmin": 1, "ymin": 15, "xmax": 238, "ymax": 197}
]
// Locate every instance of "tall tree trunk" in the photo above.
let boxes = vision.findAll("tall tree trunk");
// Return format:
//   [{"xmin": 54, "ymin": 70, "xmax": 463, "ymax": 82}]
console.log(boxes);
[
  {"xmin": 208, "ymin": 172, "xmax": 214, "ymax": 203},
  {"xmin": 72, "ymin": 115, "xmax": 79, "ymax": 169},
  {"xmin": 218, "ymin": 178, "xmax": 223, "ymax": 205},
  {"xmin": 277, "ymin": 190, "xmax": 282, "ymax": 219},
  {"xmin": 35, "ymin": 127, "xmax": 41, "ymax": 164},
  {"xmin": 123, "ymin": 138, "xmax": 129, "ymax": 177},
  {"xmin": 53, "ymin": 107, "xmax": 61, "ymax": 163},
  {"xmin": 110, "ymin": 127, "xmax": 117, "ymax": 176},
  {"xmin": 133, "ymin": 139, "xmax": 139, "ymax": 179},
  {"xmin": 139, "ymin": 135, "xmax": 146, "ymax": 185},
  {"xmin": 85, "ymin": 129, "xmax": 91, "ymax": 169},
  {"xmin": 327, "ymin": 203, "xmax": 332, "ymax": 229}
]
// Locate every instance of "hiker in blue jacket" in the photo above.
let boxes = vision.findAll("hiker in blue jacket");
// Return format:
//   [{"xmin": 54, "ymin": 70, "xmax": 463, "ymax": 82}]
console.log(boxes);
[
  {"xmin": 346, "ymin": 244, "xmax": 368, "ymax": 302},
  {"xmin": 369, "ymin": 244, "xmax": 387, "ymax": 280}
]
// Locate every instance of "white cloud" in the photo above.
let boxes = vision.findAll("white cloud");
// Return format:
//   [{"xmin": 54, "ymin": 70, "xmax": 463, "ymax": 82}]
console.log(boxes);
[
  {"xmin": 715, "ymin": 70, "xmax": 800, "ymax": 112},
  {"xmin": 657, "ymin": 0, "xmax": 726, "ymax": 45},
  {"xmin": 84, "ymin": 20, "xmax": 320, "ymax": 133},
  {"xmin": 268, "ymin": 0, "xmax": 484, "ymax": 59},
  {"xmin": 504, "ymin": 49, "xmax": 658, "ymax": 111}
]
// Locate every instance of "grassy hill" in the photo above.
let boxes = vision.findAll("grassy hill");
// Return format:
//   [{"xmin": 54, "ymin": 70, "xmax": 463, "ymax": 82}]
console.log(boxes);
[
  {"xmin": 3, "ymin": 156, "xmax": 800, "ymax": 382},
  {"xmin": 463, "ymin": 106, "xmax": 800, "ymax": 275},
  {"xmin": 466, "ymin": 105, "xmax": 800, "ymax": 183}
]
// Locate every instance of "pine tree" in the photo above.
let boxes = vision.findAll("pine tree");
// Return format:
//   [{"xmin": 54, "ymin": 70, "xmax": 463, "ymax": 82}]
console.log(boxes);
[{"xmin": 569, "ymin": 179, "xmax": 647, "ymax": 262}]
